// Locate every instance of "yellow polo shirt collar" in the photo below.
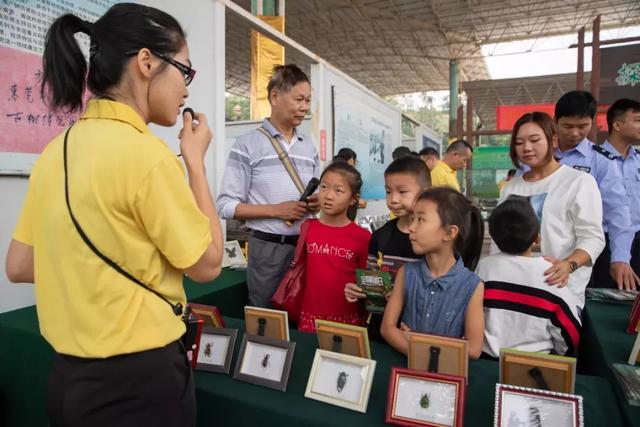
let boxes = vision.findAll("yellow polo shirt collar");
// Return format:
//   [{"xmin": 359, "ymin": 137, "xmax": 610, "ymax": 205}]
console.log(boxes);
[
  {"xmin": 81, "ymin": 99, "xmax": 151, "ymax": 135},
  {"xmin": 439, "ymin": 160, "xmax": 455, "ymax": 175}
]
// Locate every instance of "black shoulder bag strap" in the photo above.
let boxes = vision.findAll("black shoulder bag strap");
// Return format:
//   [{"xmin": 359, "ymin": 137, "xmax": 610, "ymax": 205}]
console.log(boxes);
[{"xmin": 63, "ymin": 126, "xmax": 183, "ymax": 316}]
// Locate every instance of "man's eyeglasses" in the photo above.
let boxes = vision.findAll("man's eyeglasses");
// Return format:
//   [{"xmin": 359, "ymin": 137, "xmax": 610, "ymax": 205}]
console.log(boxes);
[{"xmin": 126, "ymin": 49, "xmax": 196, "ymax": 86}]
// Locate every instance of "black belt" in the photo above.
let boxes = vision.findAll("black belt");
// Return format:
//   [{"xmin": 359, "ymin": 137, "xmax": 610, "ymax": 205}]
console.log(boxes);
[{"xmin": 252, "ymin": 230, "xmax": 298, "ymax": 245}]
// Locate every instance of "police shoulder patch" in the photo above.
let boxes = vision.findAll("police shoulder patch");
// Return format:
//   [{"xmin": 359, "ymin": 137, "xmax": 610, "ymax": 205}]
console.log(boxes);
[
  {"xmin": 592, "ymin": 144, "xmax": 616, "ymax": 160},
  {"xmin": 573, "ymin": 165, "xmax": 591, "ymax": 173}
]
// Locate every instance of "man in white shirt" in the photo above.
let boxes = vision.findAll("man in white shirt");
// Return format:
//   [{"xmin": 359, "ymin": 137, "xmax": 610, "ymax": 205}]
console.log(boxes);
[{"xmin": 217, "ymin": 65, "xmax": 320, "ymax": 307}]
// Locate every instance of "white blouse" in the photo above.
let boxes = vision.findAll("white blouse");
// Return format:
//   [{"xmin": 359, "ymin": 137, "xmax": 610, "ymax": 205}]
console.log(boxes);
[{"xmin": 496, "ymin": 165, "xmax": 605, "ymax": 304}]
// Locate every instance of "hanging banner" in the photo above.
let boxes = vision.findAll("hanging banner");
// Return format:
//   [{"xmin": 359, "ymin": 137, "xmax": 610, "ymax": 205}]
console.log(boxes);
[
  {"xmin": 250, "ymin": 15, "xmax": 284, "ymax": 121},
  {"xmin": 0, "ymin": 0, "xmax": 118, "ymax": 174},
  {"xmin": 599, "ymin": 44, "xmax": 640, "ymax": 104},
  {"xmin": 496, "ymin": 104, "xmax": 608, "ymax": 132}
]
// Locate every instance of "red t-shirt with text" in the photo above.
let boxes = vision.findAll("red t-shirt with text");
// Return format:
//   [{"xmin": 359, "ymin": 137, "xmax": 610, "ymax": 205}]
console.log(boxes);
[{"xmin": 299, "ymin": 219, "xmax": 370, "ymax": 332}]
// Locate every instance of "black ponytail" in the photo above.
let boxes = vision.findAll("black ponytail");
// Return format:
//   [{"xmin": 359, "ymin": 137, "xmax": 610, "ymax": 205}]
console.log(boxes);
[
  {"xmin": 416, "ymin": 188, "xmax": 484, "ymax": 270},
  {"xmin": 41, "ymin": 3, "xmax": 186, "ymax": 112},
  {"xmin": 41, "ymin": 14, "xmax": 89, "ymax": 112},
  {"xmin": 461, "ymin": 203, "xmax": 483, "ymax": 271}
]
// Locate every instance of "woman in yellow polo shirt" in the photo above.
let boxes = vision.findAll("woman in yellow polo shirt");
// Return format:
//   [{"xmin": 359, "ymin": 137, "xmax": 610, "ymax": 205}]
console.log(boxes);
[{"xmin": 4, "ymin": 4, "xmax": 223, "ymax": 426}]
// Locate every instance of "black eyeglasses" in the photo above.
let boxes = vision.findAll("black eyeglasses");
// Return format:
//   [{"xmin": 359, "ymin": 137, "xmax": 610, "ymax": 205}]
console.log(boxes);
[{"xmin": 126, "ymin": 50, "xmax": 196, "ymax": 86}]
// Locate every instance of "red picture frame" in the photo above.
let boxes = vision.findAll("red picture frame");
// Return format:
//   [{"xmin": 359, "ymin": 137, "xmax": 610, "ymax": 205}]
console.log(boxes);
[
  {"xmin": 627, "ymin": 294, "xmax": 640, "ymax": 334},
  {"xmin": 385, "ymin": 367, "xmax": 465, "ymax": 427},
  {"xmin": 494, "ymin": 383, "xmax": 583, "ymax": 427},
  {"xmin": 189, "ymin": 303, "xmax": 225, "ymax": 328}
]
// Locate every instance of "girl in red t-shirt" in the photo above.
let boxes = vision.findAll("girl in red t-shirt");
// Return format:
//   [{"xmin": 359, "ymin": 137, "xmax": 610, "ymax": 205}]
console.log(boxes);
[{"xmin": 298, "ymin": 162, "xmax": 371, "ymax": 333}]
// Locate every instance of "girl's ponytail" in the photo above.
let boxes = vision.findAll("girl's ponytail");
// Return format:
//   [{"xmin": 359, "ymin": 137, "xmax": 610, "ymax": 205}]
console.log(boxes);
[
  {"xmin": 461, "ymin": 203, "xmax": 484, "ymax": 271},
  {"xmin": 416, "ymin": 187, "xmax": 484, "ymax": 270},
  {"xmin": 41, "ymin": 14, "xmax": 91, "ymax": 112},
  {"xmin": 40, "ymin": 4, "xmax": 187, "ymax": 113}
]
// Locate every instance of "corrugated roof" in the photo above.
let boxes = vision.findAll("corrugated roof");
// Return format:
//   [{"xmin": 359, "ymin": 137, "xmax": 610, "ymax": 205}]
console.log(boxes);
[{"xmin": 226, "ymin": 0, "xmax": 638, "ymax": 96}]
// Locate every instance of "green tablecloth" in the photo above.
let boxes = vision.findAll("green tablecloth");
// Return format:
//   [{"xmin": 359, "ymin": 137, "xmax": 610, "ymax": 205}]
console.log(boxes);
[
  {"xmin": 184, "ymin": 268, "xmax": 248, "ymax": 318},
  {"xmin": 0, "ymin": 306, "xmax": 50, "ymax": 427},
  {"xmin": 1, "ymin": 307, "xmax": 622, "ymax": 426},
  {"xmin": 581, "ymin": 300, "xmax": 640, "ymax": 426},
  {"xmin": 0, "ymin": 280, "xmax": 627, "ymax": 427},
  {"xmin": 195, "ymin": 317, "xmax": 622, "ymax": 427}
]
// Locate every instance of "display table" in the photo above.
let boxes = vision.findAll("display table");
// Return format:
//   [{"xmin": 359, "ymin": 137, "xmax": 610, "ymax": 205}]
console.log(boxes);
[
  {"xmin": 0, "ymin": 306, "xmax": 623, "ymax": 427},
  {"xmin": 581, "ymin": 300, "xmax": 640, "ymax": 426}
]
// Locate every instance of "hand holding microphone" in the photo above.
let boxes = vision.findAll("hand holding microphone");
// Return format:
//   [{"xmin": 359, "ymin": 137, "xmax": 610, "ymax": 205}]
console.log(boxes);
[
  {"xmin": 285, "ymin": 177, "xmax": 320, "ymax": 227},
  {"xmin": 179, "ymin": 107, "xmax": 212, "ymax": 168}
]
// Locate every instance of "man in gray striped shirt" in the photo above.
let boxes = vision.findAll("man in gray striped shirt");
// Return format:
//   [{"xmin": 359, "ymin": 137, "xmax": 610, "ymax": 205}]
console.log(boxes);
[{"xmin": 217, "ymin": 65, "xmax": 320, "ymax": 307}]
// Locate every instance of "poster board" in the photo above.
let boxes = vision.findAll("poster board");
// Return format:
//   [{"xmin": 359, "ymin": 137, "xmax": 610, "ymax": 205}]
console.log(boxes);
[
  {"xmin": 0, "ymin": 0, "xmax": 119, "ymax": 175},
  {"xmin": 332, "ymin": 86, "xmax": 396, "ymax": 199}
]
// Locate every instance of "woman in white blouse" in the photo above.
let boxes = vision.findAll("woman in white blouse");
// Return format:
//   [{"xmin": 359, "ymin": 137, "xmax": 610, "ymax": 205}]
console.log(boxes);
[{"xmin": 497, "ymin": 112, "xmax": 605, "ymax": 305}]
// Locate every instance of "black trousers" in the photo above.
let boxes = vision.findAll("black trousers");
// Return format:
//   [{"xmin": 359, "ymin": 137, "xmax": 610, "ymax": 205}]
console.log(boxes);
[
  {"xmin": 589, "ymin": 231, "xmax": 640, "ymax": 288},
  {"xmin": 47, "ymin": 340, "xmax": 195, "ymax": 427}
]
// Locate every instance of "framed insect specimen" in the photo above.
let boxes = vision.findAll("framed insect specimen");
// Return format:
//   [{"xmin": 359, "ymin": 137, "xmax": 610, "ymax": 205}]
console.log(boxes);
[
  {"xmin": 315, "ymin": 319, "xmax": 371, "ymax": 359},
  {"xmin": 233, "ymin": 334, "xmax": 296, "ymax": 391},
  {"xmin": 407, "ymin": 332, "xmax": 468, "ymax": 381},
  {"xmin": 385, "ymin": 367, "xmax": 465, "ymax": 427},
  {"xmin": 195, "ymin": 327, "xmax": 238, "ymax": 374},
  {"xmin": 244, "ymin": 306, "xmax": 290, "ymax": 341},
  {"xmin": 190, "ymin": 303, "xmax": 225, "ymax": 328},
  {"xmin": 304, "ymin": 349, "xmax": 376, "ymax": 413},
  {"xmin": 499, "ymin": 348, "xmax": 577, "ymax": 394},
  {"xmin": 222, "ymin": 240, "xmax": 247, "ymax": 268},
  {"xmin": 494, "ymin": 383, "xmax": 583, "ymax": 427}
]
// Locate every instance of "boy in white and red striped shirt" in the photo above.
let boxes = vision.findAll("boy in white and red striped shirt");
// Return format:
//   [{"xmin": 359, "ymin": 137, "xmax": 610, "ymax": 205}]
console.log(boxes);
[{"xmin": 477, "ymin": 196, "xmax": 582, "ymax": 358}]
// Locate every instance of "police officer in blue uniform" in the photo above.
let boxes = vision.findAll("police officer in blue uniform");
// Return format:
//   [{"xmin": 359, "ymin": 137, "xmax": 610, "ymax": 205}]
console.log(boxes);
[
  {"xmin": 553, "ymin": 91, "xmax": 637, "ymax": 290},
  {"xmin": 599, "ymin": 98, "xmax": 640, "ymax": 290}
]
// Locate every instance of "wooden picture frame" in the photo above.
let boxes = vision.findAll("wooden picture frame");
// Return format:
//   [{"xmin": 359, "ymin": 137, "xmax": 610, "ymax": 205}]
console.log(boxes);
[
  {"xmin": 494, "ymin": 383, "xmax": 584, "ymax": 427},
  {"xmin": 629, "ymin": 332, "xmax": 640, "ymax": 365},
  {"xmin": 304, "ymin": 349, "xmax": 376, "ymax": 413},
  {"xmin": 315, "ymin": 319, "xmax": 371, "ymax": 359},
  {"xmin": 385, "ymin": 367, "xmax": 465, "ymax": 427},
  {"xmin": 195, "ymin": 327, "xmax": 238, "ymax": 374},
  {"xmin": 499, "ymin": 348, "xmax": 577, "ymax": 394},
  {"xmin": 233, "ymin": 334, "xmax": 296, "ymax": 392},
  {"xmin": 627, "ymin": 293, "xmax": 640, "ymax": 334},
  {"xmin": 244, "ymin": 306, "xmax": 290, "ymax": 341},
  {"xmin": 190, "ymin": 303, "xmax": 225, "ymax": 328},
  {"xmin": 408, "ymin": 332, "xmax": 469, "ymax": 380}
]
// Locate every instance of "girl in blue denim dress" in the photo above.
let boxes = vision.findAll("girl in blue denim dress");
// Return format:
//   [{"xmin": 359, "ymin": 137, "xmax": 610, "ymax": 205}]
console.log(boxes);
[{"xmin": 381, "ymin": 187, "xmax": 485, "ymax": 358}]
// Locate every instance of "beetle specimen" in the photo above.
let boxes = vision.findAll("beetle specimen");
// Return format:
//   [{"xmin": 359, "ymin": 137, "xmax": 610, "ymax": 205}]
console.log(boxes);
[
  {"xmin": 420, "ymin": 392, "xmax": 430, "ymax": 409},
  {"xmin": 225, "ymin": 246, "xmax": 237, "ymax": 258},
  {"xmin": 337, "ymin": 371, "xmax": 348, "ymax": 393},
  {"xmin": 204, "ymin": 343, "xmax": 212, "ymax": 358},
  {"xmin": 261, "ymin": 353, "xmax": 271, "ymax": 370}
]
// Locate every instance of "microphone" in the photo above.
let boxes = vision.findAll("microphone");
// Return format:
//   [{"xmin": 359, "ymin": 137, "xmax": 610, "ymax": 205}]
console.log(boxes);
[
  {"xmin": 182, "ymin": 107, "xmax": 199, "ymax": 125},
  {"xmin": 178, "ymin": 107, "xmax": 199, "ymax": 158},
  {"xmin": 286, "ymin": 177, "xmax": 320, "ymax": 226}
]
